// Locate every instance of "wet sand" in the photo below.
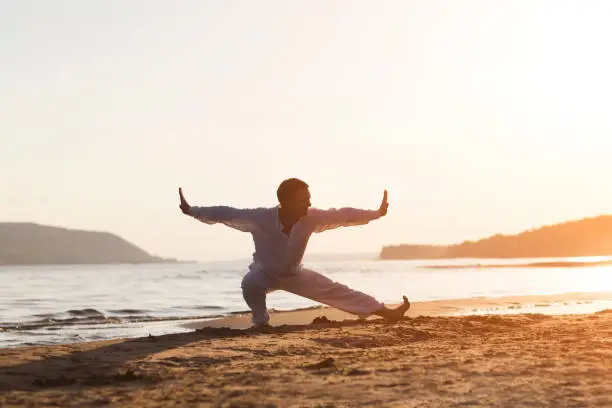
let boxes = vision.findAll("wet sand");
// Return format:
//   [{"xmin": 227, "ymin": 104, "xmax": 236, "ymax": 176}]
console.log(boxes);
[
  {"xmin": 2, "ymin": 293, "xmax": 612, "ymax": 407},
  {"xmin": 185, "ymin": 291, "xmax": 612, "ymax": 330}
]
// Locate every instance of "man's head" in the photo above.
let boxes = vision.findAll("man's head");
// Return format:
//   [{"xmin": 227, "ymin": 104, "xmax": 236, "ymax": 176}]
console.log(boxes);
[{"xmin": 277, "ymin": 178, "xmax": 311, "ymax": 218}]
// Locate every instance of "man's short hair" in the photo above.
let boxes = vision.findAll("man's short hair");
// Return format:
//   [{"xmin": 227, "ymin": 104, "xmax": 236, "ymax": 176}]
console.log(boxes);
[{"xmin": 277, "ymin": 178, "xmax": 309, "ymax": 204}]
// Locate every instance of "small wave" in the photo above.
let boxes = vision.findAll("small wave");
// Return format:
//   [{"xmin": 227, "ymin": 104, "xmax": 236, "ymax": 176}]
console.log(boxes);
[
  {"xmin": 228, "ymin": 309, "xmax": 252, "ymax": 315},
  {"xmin": 2, "ymin": 316, "xmax": 122, "ymax": 331},
  {"xmin": 67, "ymin": 308, "xmax": 105, "ymax": 317},
  {"xmin": 32, "ymin": 313, "xmax": 56, "ymax": 318},
  {"xmin": 107, "ymin": 309, "xmax": 151, "ymax": 315},
  {"xmin": 270, "ymin": 305, "xmax": 326, "ymax": 313},
  {"xmin": 192, "ymin": 305, "xmax": 225, "ymax": 310},
  {"xmin": 172, "ymin": 273, "xmax": 203, "ymax": 280},
  {"xmin": 1, "ymin": 314, "xmax": 227, "ymax": 332},
  {"xmin": 358, "ymin": 268, "xmax": 382, "ymax": 273}
]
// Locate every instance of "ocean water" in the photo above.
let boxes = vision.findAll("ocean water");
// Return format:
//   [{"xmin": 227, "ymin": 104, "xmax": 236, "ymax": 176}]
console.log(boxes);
[{"xmin": 2, "ymin": 257, "xmax": 612, "ymax": 348}]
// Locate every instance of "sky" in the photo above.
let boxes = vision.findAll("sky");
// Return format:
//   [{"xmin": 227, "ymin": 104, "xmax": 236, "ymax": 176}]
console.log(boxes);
[{"xmin": 2, "ymin": 1, "xmax": 612, "ymax": 262}]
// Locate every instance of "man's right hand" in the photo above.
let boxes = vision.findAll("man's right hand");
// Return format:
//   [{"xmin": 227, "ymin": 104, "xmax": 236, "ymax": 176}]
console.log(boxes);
[{"xmin": 179, "ymin": 187, "xmax": 191, "ymax": 215}]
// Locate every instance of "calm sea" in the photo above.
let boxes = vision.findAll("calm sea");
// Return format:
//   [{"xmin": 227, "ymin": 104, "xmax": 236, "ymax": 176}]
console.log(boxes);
[{"xmin": 2, "ymin": 257, "xmax": 612, "ymax": 348}]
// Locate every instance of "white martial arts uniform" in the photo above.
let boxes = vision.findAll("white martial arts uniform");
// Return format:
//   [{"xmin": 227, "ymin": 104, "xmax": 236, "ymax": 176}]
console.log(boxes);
[{"xmin": 189, "ymin": 205, "xmax": 385, "ymax": 325}]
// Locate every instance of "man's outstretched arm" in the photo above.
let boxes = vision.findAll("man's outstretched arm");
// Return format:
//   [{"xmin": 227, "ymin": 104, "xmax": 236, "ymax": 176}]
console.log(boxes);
[
  {"xmin": 310, "ymin": 190, "xmax": 389, "ymax": 233},
  {"xmin": 179, "ymin": 187, "xmax": 261, "ymax": 232}
]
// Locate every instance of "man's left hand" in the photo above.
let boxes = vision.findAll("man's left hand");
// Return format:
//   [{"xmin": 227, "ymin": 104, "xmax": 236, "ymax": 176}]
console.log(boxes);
[{"xmin": 379, "ymin": 190, "xmax": 389, "ymax": 216}]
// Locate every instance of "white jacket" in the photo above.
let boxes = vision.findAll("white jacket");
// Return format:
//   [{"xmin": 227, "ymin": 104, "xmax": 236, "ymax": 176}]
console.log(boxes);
[{"xmin": 189, "ymin": 205, "xmax": 381, "ymax": 277}]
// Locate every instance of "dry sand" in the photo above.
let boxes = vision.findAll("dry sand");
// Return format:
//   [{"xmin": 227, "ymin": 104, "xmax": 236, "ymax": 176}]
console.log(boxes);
[{"xmin": 1, "ymin": 293, "xmax": 612, "ymax": 407}]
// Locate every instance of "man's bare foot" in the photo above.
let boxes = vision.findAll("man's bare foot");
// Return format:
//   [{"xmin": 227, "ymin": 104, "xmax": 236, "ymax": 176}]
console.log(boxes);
[{"xmin": 373, "ymin": 296, "xmax": 410, "ymax": 321}]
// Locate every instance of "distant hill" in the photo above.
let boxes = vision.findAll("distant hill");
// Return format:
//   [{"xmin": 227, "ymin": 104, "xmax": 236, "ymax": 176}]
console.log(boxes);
[
  {"xmin": 380, "ymin": 215, "xmax": 612, "ymax": 260},
  {"xmin": 0, "ymin": 223, "xmax": 177, "ymax": 265}
]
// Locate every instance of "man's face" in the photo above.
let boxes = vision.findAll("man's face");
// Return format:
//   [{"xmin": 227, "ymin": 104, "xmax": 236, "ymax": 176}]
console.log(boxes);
[{"xmin": 284, "ymin": 187, "xmax": 311, "ymax": 218}]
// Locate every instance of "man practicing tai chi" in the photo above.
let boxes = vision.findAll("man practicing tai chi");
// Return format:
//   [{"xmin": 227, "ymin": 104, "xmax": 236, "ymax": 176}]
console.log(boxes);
[{"xmin": 178, "ymin": 178, "xmax": 410, "ymax": 327}]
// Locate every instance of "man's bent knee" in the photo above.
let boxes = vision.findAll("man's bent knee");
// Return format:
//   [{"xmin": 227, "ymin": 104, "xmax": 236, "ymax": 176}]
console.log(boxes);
[
  {"xmin": 241, "ymin": 271, "xmax": 268, "ymax": 294},
  {"xmin": 241, "ymin": 271, "xmax": 271, "ymax": 326}
]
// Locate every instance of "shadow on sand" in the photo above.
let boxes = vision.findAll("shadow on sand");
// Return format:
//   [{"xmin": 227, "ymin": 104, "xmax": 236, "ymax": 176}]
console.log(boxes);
[{"xmin": 0, "ymin": 316, "xmax": 406, "ymax": 391}]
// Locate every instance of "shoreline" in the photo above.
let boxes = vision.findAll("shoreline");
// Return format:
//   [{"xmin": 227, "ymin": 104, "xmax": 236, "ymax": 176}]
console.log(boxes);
[
  {"xmin": 3, "ymin": 291, "xmax": 612, "ymax": 350},
  {"xmin": 184, "ymin": 290, "xmax": 612, "ymax": 330},
  {"xmin": 420, "ymin": 259, "xmax": 612, "ymax": 269},
  {"xmin": 1, "ymin": 291, "xmax": 611, "ymax": 406}
]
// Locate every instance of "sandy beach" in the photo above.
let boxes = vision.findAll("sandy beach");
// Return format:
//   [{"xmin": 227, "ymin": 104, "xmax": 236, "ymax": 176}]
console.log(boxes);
[{"xmin": 2, "ymin": 293, "xmax": 611, "ymax": 407}]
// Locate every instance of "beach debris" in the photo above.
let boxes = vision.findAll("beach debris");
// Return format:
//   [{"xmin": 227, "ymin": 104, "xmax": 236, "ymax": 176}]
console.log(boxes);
[
  {"xmin": 32, "ymin": 375, "xmax": 76, "ymax": 387},
  {"xmin": 112, "ymin": 369, "xmax": 140, "ymax": 382},
  {"xmin": 80, "ymin": 369, "xmax": 152, "ymax": 386},
  {"xmin": 311, "ymin": 316, "xmax": 331, "ymax": 324},
  {"xmin": 302, "ymin": 357, "xmax": 335, "ymax": 370},
  {"xmin": 343, "ymin": 368, "xmax": 370, "ymax": 376}
]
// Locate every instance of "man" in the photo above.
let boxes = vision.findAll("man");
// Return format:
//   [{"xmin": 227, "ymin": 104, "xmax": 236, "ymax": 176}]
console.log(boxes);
[{"xmin": 178, "ymin": 178, "xmax": 410, "ymax": 327}]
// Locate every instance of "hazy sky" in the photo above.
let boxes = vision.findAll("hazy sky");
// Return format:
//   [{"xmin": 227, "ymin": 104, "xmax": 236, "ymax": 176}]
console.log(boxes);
[{"xmin": 2, "ymin": 1, "xmax": 612, "ymax": 262}]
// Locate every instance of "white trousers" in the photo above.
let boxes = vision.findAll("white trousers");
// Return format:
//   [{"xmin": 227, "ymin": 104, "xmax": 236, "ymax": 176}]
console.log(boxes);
[{"xmin": 240, "ymin": 268, "xmax": 384, "ymax": 326}]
